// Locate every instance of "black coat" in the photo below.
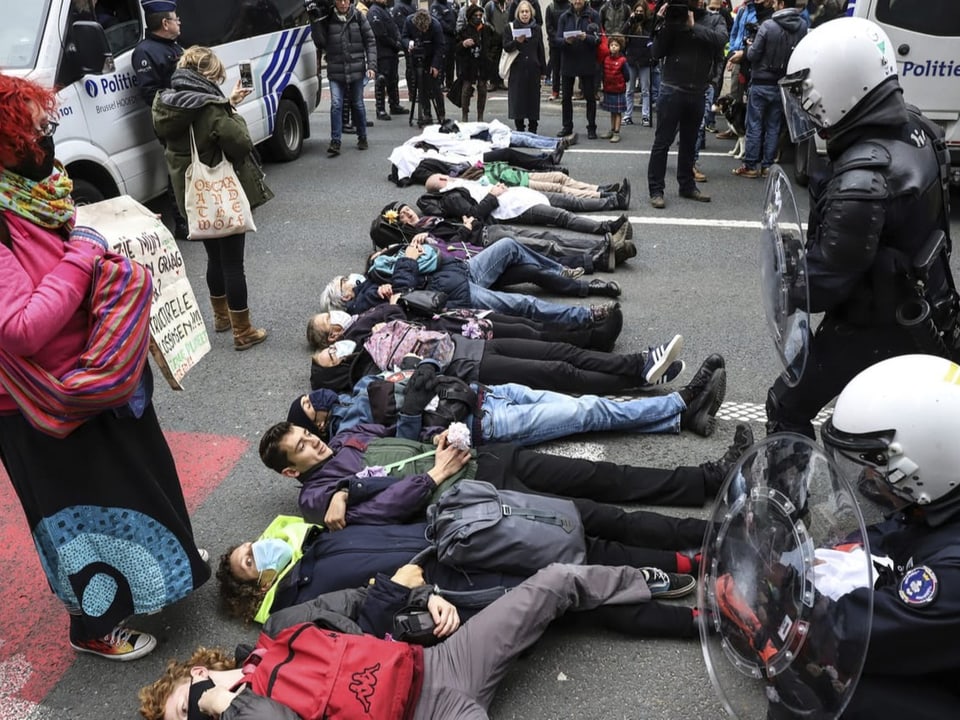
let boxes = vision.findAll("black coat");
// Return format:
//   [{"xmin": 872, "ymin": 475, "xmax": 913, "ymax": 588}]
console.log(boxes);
[
  {"xmin": 503, "ymin": 19, "xmax": 545, "ymax": 121},
  {"xmin": 310, "ymin": 6, "xmax": 378, "ymax": 83}
]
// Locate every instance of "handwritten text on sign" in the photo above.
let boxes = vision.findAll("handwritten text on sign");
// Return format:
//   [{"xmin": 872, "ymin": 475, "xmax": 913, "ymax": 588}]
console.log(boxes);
[{"xmin": 76, "ymin": 196, "xmax": 210, "ymax": 389}]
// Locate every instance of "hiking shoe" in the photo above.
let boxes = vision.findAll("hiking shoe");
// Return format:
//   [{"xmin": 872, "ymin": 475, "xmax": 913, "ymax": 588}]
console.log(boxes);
[
  {"xmin": 642, "ymin": 334, "xmax": 684, "ymax": 385},
  {"xmin": 650, "ymin": 195, "xmax": 666, "ymax": 209},
  {"xmin": 732, "ymin": 165, "xmax": 760, "ymax": 178},
  {"xmin": 357, "ymin": 137, "xmax": 369, "ymax": 150},
  {"xmin": 587, "ymin": 129, "xmax": 598, "ymax": 140},
  {"xmin": 561, "ymin": 266, "xmax": 585, "ymax": 279},
  {"xmin": 681, "ymin": 368, "xmax": 727, "ymax": 438},
  {"xmin": 641, "ymin": 567, "xmax": 697, "ymax": 599},
  {"xmin": 590, "ymin": 301, "xmax": 620, "ymax": 322},
  {"xmin": 71, "ymin": 625, "xmax": 157, "ymax": 661},
  {"xmin": 680, "ymin": 189, "xmax": 711, "ymax": 202},
  {"xmin": 587, "ymin": 279, "xmax": 621, "ymax": 298},
  {"xmin": 327, "ymin": 140, "xmax": 341, "ymax": 156},
  {"xmin": 693, "ymin": 166, "xmax": 707, "ymax": 183},
  {"xmin": 701, "ymin": 423, "xmax": 755, "ymax": 496}
]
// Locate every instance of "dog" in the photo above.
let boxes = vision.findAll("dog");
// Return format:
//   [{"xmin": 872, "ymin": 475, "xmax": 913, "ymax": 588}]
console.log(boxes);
[{"xmin": 712, "ymin": 92, "xmax": 747, "ymax": 160}]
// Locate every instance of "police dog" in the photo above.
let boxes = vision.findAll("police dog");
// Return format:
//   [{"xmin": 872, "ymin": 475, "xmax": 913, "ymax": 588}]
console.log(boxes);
[{"xmin": 712, "ymin": 92, "xmax": 747, "ymax": 160}]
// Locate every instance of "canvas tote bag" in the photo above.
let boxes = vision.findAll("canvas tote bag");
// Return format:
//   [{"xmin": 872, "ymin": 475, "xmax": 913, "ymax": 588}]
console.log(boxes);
[{"xmin": 183, "ymin": 126, "xmax": 256, "ymax": 239}]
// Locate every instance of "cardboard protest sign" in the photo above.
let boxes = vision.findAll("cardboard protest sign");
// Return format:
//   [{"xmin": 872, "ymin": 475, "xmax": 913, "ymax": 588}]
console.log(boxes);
[{"xmin": 76, "ymin": 196, "xmax": 209, "ymax": 390}]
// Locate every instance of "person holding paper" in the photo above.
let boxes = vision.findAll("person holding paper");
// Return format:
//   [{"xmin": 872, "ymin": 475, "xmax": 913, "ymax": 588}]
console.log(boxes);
[
  {"xmin": 556, "ymin": 0, "xmax": 602, "ymax": 139},
  {"xmin": 503, "ymin": 0, "xmax": 546, "ymax": 133},
  {"xmin": 0, "ymin": 74, "xmax": 209, "ymax": 662}
]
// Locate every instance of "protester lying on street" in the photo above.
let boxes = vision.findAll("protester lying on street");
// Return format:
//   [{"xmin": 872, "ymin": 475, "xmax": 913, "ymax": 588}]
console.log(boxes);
[
  {"xmin": 216, "ymin": 515, "xmax": 705, "ymax": 636},
  {"xmin": 410, "ymin": 118, "xmax": 573, "ymax": 151},
  {"xmin": 138, "ymin": 565, "xmax": 691, "ymax": 720},
  {"xmin": 456, "ymin": 160, "xmax": 629, "ymax": 202},
  {"xmin": 318, "ymin": 235, "xmax": 624, "ymax": 328},
  {"xmin": 374, "ymin": 201, "xmax": 629, "ymax": 271},
  {"xmin": 389, "ymin": 141, "xmax": 565, "ymax": 186},
  {"xmin": 307, "ymin": 305, "xmax": 625, "ymax": 392},
  {"xmin": 306, "ymin": 307, "xmax": 683, "ymax": 394}
]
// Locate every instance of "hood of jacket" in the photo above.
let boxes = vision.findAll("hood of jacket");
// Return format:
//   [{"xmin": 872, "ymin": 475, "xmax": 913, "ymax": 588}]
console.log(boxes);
[
  {"xmin": 771, "ymin": 7, "xmax": 806, "ymax": 34},
  {"xmin": 153, "ymin": 68, "xmax": 230, "ymax": 137}
]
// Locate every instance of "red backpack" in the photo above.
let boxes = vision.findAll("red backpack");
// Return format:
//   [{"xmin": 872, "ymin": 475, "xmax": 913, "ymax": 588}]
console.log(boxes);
[{"xmin": 244, "ymin": 623, "xmax": 422, "ymax": 720}]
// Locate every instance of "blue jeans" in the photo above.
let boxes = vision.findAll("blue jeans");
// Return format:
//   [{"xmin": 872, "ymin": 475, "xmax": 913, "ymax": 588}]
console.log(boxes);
[
  {"xmin": 477, "ymin": 383, "xmax": 684, "ymax": 445},
  {"xmin": 467, "ymin": 238, "xmax": 591, "ymax": 325},
  {"xmin": 743, "ymin": 83, "xmax": 784, "ymax": 170},
  {"xmin": 625, "ymin": 62, "xmax": 652, "ymax": 122},
  {"xmin": 509, "ymin": 131, "xmax": 560, "ymax": 150},
  {"xmin": 647, "ymin": 84, "xmax": 703, "ymax": 198},
  {"xmin": 694, "ymin": 84, "xmax": 716, "ymax": 163},
  {"xmin": 329, "ymin": 79, "xmax": 368, "ymax": 143}
]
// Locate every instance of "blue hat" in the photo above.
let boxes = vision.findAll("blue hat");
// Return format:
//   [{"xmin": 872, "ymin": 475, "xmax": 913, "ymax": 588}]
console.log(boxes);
[{"xmin": 141, "ymin": 0, "xmax": 177, "ymax": 13}]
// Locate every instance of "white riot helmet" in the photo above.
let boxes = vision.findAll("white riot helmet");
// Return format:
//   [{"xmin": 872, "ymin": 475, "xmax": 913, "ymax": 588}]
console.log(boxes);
[
  {"xmin": 822, "ymin": 355, "xmax": 960, "ymax": 511},
  {"xmin": 779, "ymin": 17, "xmax": 898, "ymax": 142}
]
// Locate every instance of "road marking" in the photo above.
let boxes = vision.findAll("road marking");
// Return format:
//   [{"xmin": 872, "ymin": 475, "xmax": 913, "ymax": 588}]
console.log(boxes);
[{"xmin": 566, "ymin": 149, "xmax": 740, "ymax": 157}]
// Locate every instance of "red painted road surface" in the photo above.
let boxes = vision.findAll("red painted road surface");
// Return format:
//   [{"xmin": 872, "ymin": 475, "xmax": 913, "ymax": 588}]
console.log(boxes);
[{"xmin": 0, "ymin": 431, "xmax": 247, "ymax": 708}]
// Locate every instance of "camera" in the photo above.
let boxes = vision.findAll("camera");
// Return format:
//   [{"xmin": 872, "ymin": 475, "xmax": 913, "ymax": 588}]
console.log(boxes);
[
  {"xmin": 665, "ymin": 0, "xmax": 691, "ymax": 24},
  {"xmin": 745, "ymin": 21, "xmax": 759, "ymax": 42}
]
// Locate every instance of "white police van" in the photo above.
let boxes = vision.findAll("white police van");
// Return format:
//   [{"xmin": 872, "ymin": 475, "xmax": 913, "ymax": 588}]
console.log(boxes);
[
  {"xmin": 0, "ymin": 0, "xmax": 320, "ymax": 203},
  {"xmin": 848, "ymin": 0, "xmax": 960, "ymax": 182}
]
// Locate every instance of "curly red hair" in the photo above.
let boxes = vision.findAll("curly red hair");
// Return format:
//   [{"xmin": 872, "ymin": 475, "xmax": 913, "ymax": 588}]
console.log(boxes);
[{"xmin": 0, "ymin": 74, "xmax": 58, "ymax": 170}]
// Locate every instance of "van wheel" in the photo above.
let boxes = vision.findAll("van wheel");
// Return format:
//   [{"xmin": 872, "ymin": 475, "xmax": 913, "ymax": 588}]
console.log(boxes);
[
  {"xmin": 794, "ymin": 138, "xmax": 811, "ymax": 187},
  {"xmin": 267, "ymin": 99, "xmax": 303, "ymax": 162},
  {"xmin": 71, "ymin": 178, "xmax": 106, "ymax": 206}
]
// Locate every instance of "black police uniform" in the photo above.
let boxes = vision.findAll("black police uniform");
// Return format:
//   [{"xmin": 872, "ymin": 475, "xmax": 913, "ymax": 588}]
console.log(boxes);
[
  {"xmin": 765, "ymin": 81, "xmax": 957, "ymax": 438},
  {"xmin": 131, "ymin": 33, "xmax": 183, "ymax": 108},
  {"xmin": 367, "ymin": 2, "xmax": 406, "ymax": 117}
]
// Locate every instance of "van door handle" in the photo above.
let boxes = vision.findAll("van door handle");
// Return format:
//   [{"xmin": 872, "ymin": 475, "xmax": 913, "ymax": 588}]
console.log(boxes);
[{"xmin": 897, "ymin": 43, "xmax": 910, "ymax": 56}]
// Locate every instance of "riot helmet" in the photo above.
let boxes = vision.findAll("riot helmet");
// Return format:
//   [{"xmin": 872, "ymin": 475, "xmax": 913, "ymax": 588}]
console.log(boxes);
[
  {"xmin": 779, "ymin": 17, "xmax": 898, "ymax": 142},
  {"xmin": 822, "ymin": 354, "xmax": 960, "ymax": 513}
]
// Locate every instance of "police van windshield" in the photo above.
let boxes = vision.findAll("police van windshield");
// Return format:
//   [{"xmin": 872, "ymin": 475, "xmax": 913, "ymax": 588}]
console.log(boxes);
[
  {"xmin": 0, "ymin": 2, "xmax": 51, "ymax": 69},
  {"xmin": 876, "ymin": 0, "xmax": 960, "ymax": 36}
]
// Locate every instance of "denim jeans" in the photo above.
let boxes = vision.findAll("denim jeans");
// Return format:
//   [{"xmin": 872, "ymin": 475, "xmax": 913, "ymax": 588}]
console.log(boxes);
[
  {"xmin": 508, "ymin": 131, "xmax": 560, "ymax": 150},
  {"xmin": 625, "ymin": 63, "xmax": 652, "ymax": 122},
  {"xmin": 467, "ymin": 237, "xmax": 566, "ymax": 286},
  {"xmin": 694, "ymin": 84, "xmax": 716, "ymax": 163},
  {"xmin": 329, "ymin": 79, "xmax": 368, "ymax": 143},
  {"xmin": 647, "ymin": 84, "xmax": 703, "ymax": 197},
  {"xmin": 743, "ymin": 83, "xmax": 784, "ymax": 169},
  {"xmin": 477, "ymin": 383, "xmax": 684, "ymax": 445}
]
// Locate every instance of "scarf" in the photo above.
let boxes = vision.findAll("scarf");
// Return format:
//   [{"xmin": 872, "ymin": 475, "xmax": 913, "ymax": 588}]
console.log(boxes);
[{"xmin": 0, "ymin": 161, "xmax": 75, "ymax": 230}]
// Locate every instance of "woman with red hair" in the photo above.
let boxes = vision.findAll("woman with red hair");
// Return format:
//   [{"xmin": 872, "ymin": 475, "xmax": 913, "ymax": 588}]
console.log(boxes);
[{"xmin": 0, "ymin": 74, "xmax": 209, "ymax": 661}]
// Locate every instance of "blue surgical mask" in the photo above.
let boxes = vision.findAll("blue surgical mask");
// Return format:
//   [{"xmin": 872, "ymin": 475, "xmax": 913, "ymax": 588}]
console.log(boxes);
[
  {"xmin": 329, "ymin": 310, "xmax": 354, "ymax": 330},
  {"xmin": 251, "ymin": 538, "xmax": 293, "ymax": 585},
  {"xmin": 332, "ymin": 339, "xmax": 356, "ymax": 359}
]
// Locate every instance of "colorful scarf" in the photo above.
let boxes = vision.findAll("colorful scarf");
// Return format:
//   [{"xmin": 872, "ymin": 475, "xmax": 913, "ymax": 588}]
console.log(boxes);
[{"xmin": 0, "ymin": 161, "xmax": 76, "ymax": 230}]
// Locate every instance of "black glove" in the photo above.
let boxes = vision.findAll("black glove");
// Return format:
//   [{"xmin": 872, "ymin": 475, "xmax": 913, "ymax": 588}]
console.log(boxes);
[
  {"xmin": 401, "ymin": 362, "xmax": 440, "ymax": 416},
  {"xmin": 304, "ymin": 0, "xmax": 322, "ymax": 21}
]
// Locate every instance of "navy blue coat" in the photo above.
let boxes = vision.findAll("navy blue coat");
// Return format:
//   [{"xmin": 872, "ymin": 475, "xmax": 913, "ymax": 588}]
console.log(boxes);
[{"xmin": 554, "ymin": 6, "xmax": 600, "ymax": 76}]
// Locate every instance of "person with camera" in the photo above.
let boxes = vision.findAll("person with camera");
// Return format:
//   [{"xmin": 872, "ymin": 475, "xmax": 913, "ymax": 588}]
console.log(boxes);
[
  {"xmin": 402, "ymin": 9, "xmax": 449, "ymax": 127},
  {"xmin": 646, "ymin": 0, "xmax": 726, "ymax": 209},
  {"xmin": 731, "ymin": 0, "xmax": 806, "ymax": 178}
]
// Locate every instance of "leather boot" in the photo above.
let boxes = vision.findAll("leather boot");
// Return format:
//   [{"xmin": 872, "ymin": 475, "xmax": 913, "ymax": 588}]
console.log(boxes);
[
  {"xmin": 229, "ymin": 308, "xmax": 268, "ymax": 351},
  {"xmin": 461, "ymin": 83, "xmax": 474, "ymax": 122},
  {"xmin": 209, "ymin": 295, "xmax": 231, "ymax": 333},
  {"xmin": 476, "ymin": 85, "xmax": 486, "ymax": 123}
]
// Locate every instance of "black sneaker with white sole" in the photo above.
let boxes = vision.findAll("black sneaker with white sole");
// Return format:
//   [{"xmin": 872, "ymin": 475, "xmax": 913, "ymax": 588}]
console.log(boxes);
[
  {"xmin": 641, "ymin": 567, "xmax": 697, "ymax": 599},
  {"xmin": 642, "ymin": 334, "xmax": 684, "ymax": 385}
]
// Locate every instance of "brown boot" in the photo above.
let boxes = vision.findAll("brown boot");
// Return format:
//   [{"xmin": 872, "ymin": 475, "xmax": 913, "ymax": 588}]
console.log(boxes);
[
  {"xmin": 209, "ymin": 295, "xmax": 231, "ymax": 333},
  {"xmin": 228, "ymin": 308, "xmax": 268, "ymax": 351}
]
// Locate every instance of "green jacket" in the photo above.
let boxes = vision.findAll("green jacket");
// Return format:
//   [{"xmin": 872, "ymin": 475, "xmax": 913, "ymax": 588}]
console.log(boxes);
[
  {"xmin": 152, "ymin": 68, "xmax": 274, "ymax": 219},
  {"xmin": 482, "ymin": 160, "xmax": 529, "ymax": 187}
]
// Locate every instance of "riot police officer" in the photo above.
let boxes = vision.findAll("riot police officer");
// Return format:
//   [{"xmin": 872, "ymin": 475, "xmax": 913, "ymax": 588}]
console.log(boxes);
[{"xmin": 767, "ymin": 17, "xmax": 958, "ymax": 438}]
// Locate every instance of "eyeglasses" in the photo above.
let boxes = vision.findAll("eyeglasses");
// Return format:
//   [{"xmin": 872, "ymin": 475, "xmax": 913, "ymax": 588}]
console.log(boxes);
[
  {"xmin": 38, "ymin": 118, "xmax": 59, "ymax": 137},
  {"xmin": 163, "ymin": 16, "xmax": 181, "ymax": 24}
]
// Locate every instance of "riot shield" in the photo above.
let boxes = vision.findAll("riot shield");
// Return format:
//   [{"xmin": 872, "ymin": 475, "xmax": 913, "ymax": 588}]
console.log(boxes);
[
  {"xmin": 698, "ymin": 434, "xmax": 873, "ymax": 719},
  {"xmin": 760, "ymin": 166, "xmax": 811, "ymax": 387}
]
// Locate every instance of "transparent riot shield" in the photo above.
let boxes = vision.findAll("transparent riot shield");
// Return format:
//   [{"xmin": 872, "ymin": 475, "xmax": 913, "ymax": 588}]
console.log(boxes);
[
  {"xmin": 760, "ymin": 166, "xmax": 811, "ymax": 387},
  {"xmin": 698, "ymin": 435, "xmax": 873, "ymax": 720}
]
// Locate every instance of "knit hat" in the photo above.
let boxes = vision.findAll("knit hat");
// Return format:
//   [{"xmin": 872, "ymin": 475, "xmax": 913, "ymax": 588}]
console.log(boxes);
[
  {"xmin": 381, "ymin": 201, "xmax": 406, "ymax": 224},
  {"xmin": 286, "ymin": 389, "xmax": 339, "ymax": 436}
]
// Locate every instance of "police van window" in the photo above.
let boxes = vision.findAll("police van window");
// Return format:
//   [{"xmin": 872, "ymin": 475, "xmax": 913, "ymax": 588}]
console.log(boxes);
[
  {"xmin": 98, "ymin": 0, "xmax": 142, "ymax": 55},
  {"xmin": 178, "ymin": 0, "xmax": 307, "ymax": 47},
  {"xmin": 2, "ymin": 2, "xmax": 50, "ymax": 69},
  {"xmin": 875, "ymin": 0, "xmax": 960, "ymax": 36}
]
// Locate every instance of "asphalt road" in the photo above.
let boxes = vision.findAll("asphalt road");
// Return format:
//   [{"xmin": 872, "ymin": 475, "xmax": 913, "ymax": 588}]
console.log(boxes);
[{"xmin": 29, "ymin": 86, "xmax": 960, "ymax": 720}]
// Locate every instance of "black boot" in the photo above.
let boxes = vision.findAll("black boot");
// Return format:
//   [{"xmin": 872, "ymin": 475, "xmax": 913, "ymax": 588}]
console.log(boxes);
[
  {"xmin": 586, "ymin": 279, "xmax": 621, "ymax": 298},
  {"xmin": 590, "ymin": 235, "xmax": 616, "ymax": 273},
  {"xmin": 375, "ymin": 75, "xmax": 391, "ymax": 120}
]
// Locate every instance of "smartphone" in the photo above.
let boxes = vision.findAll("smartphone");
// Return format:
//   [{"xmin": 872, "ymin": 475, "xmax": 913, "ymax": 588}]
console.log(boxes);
[{"xmin": 238, "ymin": 62, "xmax": 254, "ymax": 89}]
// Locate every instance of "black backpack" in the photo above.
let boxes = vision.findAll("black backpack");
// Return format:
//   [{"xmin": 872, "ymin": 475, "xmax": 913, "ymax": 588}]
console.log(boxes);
[{"xmin": 367, "ymin": 371, "xmax": 478, "ymax": 428}]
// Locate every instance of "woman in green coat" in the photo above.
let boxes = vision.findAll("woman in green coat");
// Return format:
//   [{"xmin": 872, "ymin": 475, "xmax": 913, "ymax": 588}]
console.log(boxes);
[{"xmin": 153, "ymin": 46, "xmax": 274, "ymax": 350}]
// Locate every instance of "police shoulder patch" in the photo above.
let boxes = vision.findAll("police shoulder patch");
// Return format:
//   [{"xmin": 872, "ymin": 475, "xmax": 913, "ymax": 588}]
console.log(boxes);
[{"xmin": 898, "ymin": 565, "xmax": 938, "ymax": 606}]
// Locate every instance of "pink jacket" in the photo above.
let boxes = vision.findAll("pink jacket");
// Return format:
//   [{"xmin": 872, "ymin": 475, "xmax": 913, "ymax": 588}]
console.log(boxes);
[{"xmin": 0, "ymin": 212, "xmax": 96, "ymax": 413}]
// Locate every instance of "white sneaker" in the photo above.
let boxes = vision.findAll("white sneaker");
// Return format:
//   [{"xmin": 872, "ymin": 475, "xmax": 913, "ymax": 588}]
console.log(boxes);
[{"xmin": 70, "ymin": 625, "xmax": 157, "ymax": 661}]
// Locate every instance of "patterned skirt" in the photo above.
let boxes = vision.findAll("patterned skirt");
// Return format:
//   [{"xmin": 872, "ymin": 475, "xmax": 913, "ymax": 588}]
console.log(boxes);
[{"xmin": 600, "ymin": 91, "xmax": 628, "ymax": 114}]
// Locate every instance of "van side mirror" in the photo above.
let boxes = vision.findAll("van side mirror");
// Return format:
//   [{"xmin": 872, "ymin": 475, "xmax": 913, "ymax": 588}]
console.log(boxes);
[{"xmin": 72, "ymin": 21, "xmax": 116, "ymax": 75}]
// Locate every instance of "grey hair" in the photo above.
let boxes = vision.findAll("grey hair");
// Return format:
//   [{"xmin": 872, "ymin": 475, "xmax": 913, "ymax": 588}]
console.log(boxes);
[{"xmin": 319, "ymin": 276, "xmax": 346, "ymax": 312}]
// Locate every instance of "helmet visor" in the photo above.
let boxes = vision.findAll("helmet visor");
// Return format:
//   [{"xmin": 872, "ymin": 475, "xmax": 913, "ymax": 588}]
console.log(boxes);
[{"xmin": 779, "ymin": 72, "xmax": 817, "ymax": 143}]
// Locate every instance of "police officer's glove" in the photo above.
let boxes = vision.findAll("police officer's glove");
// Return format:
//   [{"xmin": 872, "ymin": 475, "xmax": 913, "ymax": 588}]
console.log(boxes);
[
  {"xmin": 304, "ymin": 0, "xmax": 322, "ymax": 21},
  {"xmin": 401, "ymin": 360, "xmax": 440, "ymax": 416}
]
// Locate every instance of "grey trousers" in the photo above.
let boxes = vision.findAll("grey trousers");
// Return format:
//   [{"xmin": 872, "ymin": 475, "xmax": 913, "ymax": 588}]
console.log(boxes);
[{"xmin": 412, "ymin": 564, "xmax": 651, "ymax": 719}]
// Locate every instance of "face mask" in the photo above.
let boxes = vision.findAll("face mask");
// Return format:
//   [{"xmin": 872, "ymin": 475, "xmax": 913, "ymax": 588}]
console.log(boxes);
[
  {"xmin": 346, "ymin": 273, "xmax": 366, "ymax": 289},
  {"xmin": 332, "ymin": 339, "xmax": 357, "ymax": 359},
  {"xmin": 187, "ymin": 678, "xmax": 217, "ymax": 720},
  {"xmin": 9, "ymin": 136, "xmax": 56, "ymax": 182},
  {"xmin": 328, "ymin": 310, "xmax": 354, "ymax": 331},
  {"xmin": 251, "ymin": 538, "xmax": 294, "ymax": 586}
]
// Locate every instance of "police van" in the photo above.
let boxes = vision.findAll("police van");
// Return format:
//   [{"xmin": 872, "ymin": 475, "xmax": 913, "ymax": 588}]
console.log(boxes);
[
  {"xmin": 847, "ymin": 0, "xmax": 959, "ymax": 182},
  {"xmin": 0, "ymin": 0, "xmax": 320, "ymax": 203}
]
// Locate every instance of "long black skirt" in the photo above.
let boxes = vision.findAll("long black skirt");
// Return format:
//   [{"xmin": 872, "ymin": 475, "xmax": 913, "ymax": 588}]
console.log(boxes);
[{"xmin": 0, "ymin": 404, "xmax": 210, "ymax": 638}]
